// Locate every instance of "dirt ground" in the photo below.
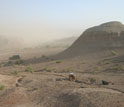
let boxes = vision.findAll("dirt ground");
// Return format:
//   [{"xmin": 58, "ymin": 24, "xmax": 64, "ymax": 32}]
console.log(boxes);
[{"xmin": 0, "ymin": 48, "xmax": 124, "ymax": 107}]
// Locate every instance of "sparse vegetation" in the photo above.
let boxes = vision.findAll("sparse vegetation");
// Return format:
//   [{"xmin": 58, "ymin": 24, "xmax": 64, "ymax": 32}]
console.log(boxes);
[
  {"xmin": 25, "ymin": 66, "xmax": 35, "ymax": 73},
  {"xmin": 115, "ymin": 65, "xmax": 124, "ymax": 71},
  {"xmin": 0, "ymin": 63, "xmax": 2, "ymax": 68},
  {"xmin": 12, "ymin": 70, "xmax": 18, "ymax": 75},
  {"xmin": 56, "ymin": 60, "xmax": 62, "ymax": 64},
  {"xmin": 0, "ymin": 62, "xmax": 5, "ymax": 67},
  {"xmin": 0, "ymin": 85, "xmax": 5, "ymax": 90},
  {"xmin": 51, "ymin": 68, "xmax": 56, "ymax": 72},
  {"xmin": 42, "ymin": 55, "xmax": 46, "ymax": 58},
  {"xmin": 44, "ymin": 66, "xmax": 49, "ymax": 71},
  {"xmin": 33, "ymin": 87, "xmax": 39, "ymax": 91},
  {"xmin": 95, "ymin": 66, "xmax": 101, "ymax": 72},
  {"xmin": 15, "ymin": 59, "xmax": 24, "ymax": 65},
  {"xmin": 41, "ymin": 55, "xmax": 50, "ymax": 60},
  {"xmin": 9, "ymin": 55, "xmax": 21, "ymax": 60},
  {"xmin": 111, "ymin": 50, "xmax": 117, "ymax": 55},
  {"xmin": 89, "ymin": 78, "xmax": 96, "ymax": 84},
  {"xmin": 43, "ymin": 67, "xmax": 52, "ymax": 72},
  {"xmin": 100, "ymin": 59, "xmax": 110, "ymax": 65},
  {"xmin": 4, "ymin": 60, "xmax": 13, "ymax": 66},
  {"xmin": 81, "ymin": 62, "xmax": 86, "ymax": 64},
  {"xmin": 4, "ymin": 59, "xmax": 24, "ymax": 67},
  {"xmin": 67, "ymin": 67, "xmax": 73, "ymax": 72},
  {"xmin": 104, "ymin": 62, "xmax": 110, "ymax": 65}
]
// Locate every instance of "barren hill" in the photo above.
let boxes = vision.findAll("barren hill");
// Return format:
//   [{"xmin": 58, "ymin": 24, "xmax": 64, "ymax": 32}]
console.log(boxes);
[{"xmin": 56, "ymin": 21, "xmax": 124, "ymax": 58}]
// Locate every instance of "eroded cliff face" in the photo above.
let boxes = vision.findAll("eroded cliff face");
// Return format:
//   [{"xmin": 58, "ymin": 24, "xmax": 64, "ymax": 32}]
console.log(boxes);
[
  {"xmin": 57, "ymin": 21, "xmax": 124, "ymax": 58},
  {"xmin": 71, "ymin": 31, "xmax": 124, "ymax": 49}
]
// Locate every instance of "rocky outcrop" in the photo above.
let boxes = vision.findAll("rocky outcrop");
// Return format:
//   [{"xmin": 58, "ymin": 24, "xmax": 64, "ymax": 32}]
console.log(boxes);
[{"xmin": 57, "ymin": 21, "xmax": 124, "ymax": 58}]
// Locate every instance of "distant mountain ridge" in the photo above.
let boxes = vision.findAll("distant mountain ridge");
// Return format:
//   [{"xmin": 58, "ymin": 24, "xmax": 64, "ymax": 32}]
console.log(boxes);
[{"xmin": 41, "ymin": 36, "xmax": 78, "ymax": 48}]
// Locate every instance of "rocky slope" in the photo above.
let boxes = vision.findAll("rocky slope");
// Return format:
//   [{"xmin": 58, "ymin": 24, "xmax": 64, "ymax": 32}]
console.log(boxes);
[{"xmin": 57, "ymin": 21, "xmax": 124, "ymax": 58}]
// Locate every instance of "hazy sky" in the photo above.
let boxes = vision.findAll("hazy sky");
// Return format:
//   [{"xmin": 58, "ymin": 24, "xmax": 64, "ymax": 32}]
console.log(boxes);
[{"xmin": 0, "ymin": 0, "xmax": 124, "ymax": 45}]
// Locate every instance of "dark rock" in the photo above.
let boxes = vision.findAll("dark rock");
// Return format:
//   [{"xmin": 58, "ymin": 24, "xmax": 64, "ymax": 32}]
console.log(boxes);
[{"xmin": 102, "ymin": 80, "xmax": 109, "ymax": 85}]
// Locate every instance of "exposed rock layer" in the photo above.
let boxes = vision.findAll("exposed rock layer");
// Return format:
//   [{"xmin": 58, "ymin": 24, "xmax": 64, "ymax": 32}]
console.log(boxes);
[{"xmin": 57, "ymin": 21, "xmax": 124, "ymax": 58}]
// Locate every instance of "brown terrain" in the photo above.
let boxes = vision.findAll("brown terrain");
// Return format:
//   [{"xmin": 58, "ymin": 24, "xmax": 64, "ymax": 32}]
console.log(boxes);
[{"xmin": 0, "ymin": 21, "xmax": 124, "ymax": 107}]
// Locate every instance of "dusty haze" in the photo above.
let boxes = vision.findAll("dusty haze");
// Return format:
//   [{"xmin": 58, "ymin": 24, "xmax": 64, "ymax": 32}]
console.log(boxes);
[{"xmin": 1, "ymin": 0, "xmax": 124, "ymax": 48}]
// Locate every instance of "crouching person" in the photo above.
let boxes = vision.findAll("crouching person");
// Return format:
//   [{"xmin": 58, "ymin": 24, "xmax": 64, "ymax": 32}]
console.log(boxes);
[{"xmin": 69, "ymin": 72, "xmax": 76, "ymax": 81}]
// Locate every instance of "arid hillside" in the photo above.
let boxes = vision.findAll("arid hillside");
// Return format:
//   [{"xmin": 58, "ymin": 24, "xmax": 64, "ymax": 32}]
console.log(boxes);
[
  {"xmin": 0, "ymin": 21, "xmax": 124, "ymax": 107},
  {"xmin": 56, "ymin": 21, "xmax": 124, "ymax": 58}
]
